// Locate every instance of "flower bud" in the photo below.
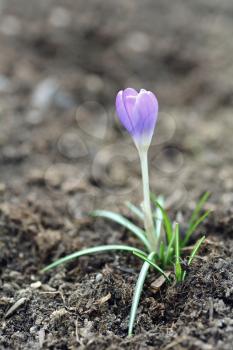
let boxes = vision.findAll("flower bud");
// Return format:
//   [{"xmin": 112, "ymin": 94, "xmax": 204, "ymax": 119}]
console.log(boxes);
[{"xmin": 116, "ymin": 88, "xmax": 158, "ymax": 151}]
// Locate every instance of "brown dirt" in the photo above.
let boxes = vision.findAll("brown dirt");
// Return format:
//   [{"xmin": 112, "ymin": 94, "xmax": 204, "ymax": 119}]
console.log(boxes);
[{"xmin": 0, "ymin": 1, "xmax": 233, "ymax": 349}]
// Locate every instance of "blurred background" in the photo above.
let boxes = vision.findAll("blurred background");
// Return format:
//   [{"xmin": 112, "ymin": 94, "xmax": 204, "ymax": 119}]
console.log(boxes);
[{"xmin": 0, "ymin": 0, "xmax": 232, "ymax": 215}]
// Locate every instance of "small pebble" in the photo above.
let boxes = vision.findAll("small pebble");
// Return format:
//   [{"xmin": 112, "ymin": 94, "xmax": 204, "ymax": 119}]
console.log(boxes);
[
  {"xmin": 30, "ymin": 281, "xmax": 42, "ymax": 289},
  {"xmin": 124, "ymin": 31, "xmax": 150, "ymax": 53},
  {"xmin": 0, "ymin": 15, "xmax": 21, "ymax": 36},
  {"xmin": 49, "ymin": 7, "xmax": 71, "ymax": 28},
  {"xmin": 31, "ymin": 78, "xmax": 59, "ymax": 110},
  {"xmin": 85, "ymin": 74, "xmax": 104, "ymax": 93},
  {"xmin": 95, "ymin": 273, "xmax": 103, "ymax": 282},
  {"xmin": 29, "ymin": 326, "xmax": 37, "ymax": 334}
]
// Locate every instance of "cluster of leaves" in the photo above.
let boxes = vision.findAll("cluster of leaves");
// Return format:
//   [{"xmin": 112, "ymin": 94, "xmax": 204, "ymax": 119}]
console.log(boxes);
[{"xmin": 42, "ymin": 192, "xmax": 210, "ymax": 336}]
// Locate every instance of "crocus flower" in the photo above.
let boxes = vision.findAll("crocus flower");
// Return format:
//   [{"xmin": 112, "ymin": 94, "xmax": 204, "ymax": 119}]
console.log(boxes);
[{"xmin": 116, "ymin": 88, "xmax": 158, "ymax": 151}]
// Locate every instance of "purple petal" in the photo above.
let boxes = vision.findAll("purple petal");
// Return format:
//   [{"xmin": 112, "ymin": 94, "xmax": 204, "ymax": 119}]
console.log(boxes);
[
  {"xmin": 122, "ymin": 88, "xmax": 138, "ymax": 119},
  {"xmin": 133, "ymin": 91, "xmax": 158, "ymax": 146},
  {"xmin": 115, "ymin": 88, "xmax": 138, "ymax": 134},
  {"xmin": 116, "ymin": 91, "xmax": 132, "ymax": 133},
  {"xmin": 116, "ymin": 88, "xmax": 159, "ymax": 149}
]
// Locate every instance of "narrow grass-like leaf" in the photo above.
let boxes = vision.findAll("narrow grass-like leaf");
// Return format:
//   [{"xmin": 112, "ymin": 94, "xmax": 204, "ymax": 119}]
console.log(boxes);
[
  {"xmin": 91, "ymin": 210, "xmax": 151, "ymax": 251},
  {"xmin": 128, "ymin": 252, "xmax": 155, "ymax": 336},
  {"xmin": 153, "ymin": 201, "xmax": 173, "ymax": 244},
  {"xmin": 159, "ymin": 241, "xmax": 165, "ymax": 266},
  {"xmin": 41, "ymin": 245, "xmax": 147, "ymax": 273},
  {"xmin": 182, "ymin": 210, "xmax": 211, "ymax": 247},
  {"xmin": 174, "ymin": 223, "xmax": 182, "ymax": 281},
  {"xmin": 182, "ymin": 236, "xmax": 205, "ymax": 281},
  {"xmin": 125, "ymin": 201, "xmax": 144, "ymax": 221},
  {"xmin": 188, "ymin": 235, "xmax": 206, "ymax": 265},
  {"xmin": 150, "ymin": 192, "xmax": 157, "ymax": 204},
  {"xmin": 133, "ymin": 251, "xmax": 170, "ymax": 281},
  {"xmin": 164, "ymin": 230, "xmax": 175, "ymax": 266},
  {"xmin": 188, "ymin": 192, "xmax": 210, "ymax": 228},
  {"xmin": 154, "ymin": 195, "xmax": 164, "ymax": 240}
]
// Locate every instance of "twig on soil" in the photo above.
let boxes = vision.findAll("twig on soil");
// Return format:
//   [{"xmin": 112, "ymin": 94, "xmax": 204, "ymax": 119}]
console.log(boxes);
[
  {"xmin": 94, "ymin": 292, "xmax": 111, "ymax": 305},
  {"xmin": 38, "ymin": 290, "xmax": 67, "ymax": 308},
  {"xmin": 150, "ymin": 272, "xmax": 171, "ymax": 293},
  {"xmin": 4, "ymin": 297, "xmax": 27, "ymax": 318}
]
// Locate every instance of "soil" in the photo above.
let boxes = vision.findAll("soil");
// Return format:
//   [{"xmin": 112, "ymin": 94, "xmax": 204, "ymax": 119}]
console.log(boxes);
[{"xmin": 0, "ymin": 0, "xmax": 233, "ymax": 349}]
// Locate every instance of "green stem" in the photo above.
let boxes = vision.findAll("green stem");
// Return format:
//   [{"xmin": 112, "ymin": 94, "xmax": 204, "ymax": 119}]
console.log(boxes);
[
  {"xmin": 128, "ymin": 251, "xmax": 156, "ymax": 336},
  {"xmin": 139, "ymin": 150, "xmax": 157, "ymax": 252}
]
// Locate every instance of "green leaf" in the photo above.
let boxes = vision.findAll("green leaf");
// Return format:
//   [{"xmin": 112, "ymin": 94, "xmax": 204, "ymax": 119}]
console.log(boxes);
[
  {"xmin": 133, "ymin": 251, "xmax": 171, "ymax": 281},
  {"xmin": 154, "ymin": 195, "xmax": 164, "ymax": 240},
  {"xmin": 182, "ymin": 210, "xmax": 211, "ymax": 247},
  {"xmin": 152, "ymin": 201, "xmax": 173, "ymax": 244},
  {"xmin": 91, "ymin": 210, "xmax": 151, "ymax": 252},
  {"xmin": 188, "ymin": 235, "xmax": 206, "ymax": 266},
  {"xmin": 159, "ymin": 241, "xmax": 165, "ymax": 265},
  {"xmin": 41, "ymin": 245, "xmax": 147, "ymax": 273},
  {"xmin": 188, "ymin": 192, "xmax": 210, "ymax": 228},
  {"xmin": 182, "ymin": 192, "xmax": 210, "ymax": 247},
  {"xmin": 174, "ymin": 223, "xmax": 182, "ymax": 282},
  {"xmin": 150, "ymin": 192, "xmax": 157, "ymax": 203},
  {"xmin": 128, "ymin": 252, "xmax": 155, "ymax": 336},
  {"xmin": 182, "ymin": 236, "xmax": 206, "ymax": 281},
  {"xmin": 125, "ymin": 201, "xmax": 144, "ymax": 221},
  {"xmin": 164, "ymin": 230, "xmax": 175, "ymax": 266}
]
